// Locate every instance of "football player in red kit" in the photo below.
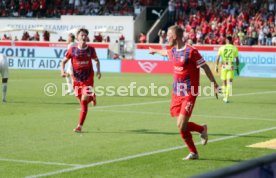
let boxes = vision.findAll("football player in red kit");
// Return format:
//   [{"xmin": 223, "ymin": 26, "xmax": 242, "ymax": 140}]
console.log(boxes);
[
  {"xmin": 61, "ymin": 28, "xmax": 101, "ymax": 133},
  {"xmin": 150, "ymin": 25, "xmax": 219, "ymax": 160}
]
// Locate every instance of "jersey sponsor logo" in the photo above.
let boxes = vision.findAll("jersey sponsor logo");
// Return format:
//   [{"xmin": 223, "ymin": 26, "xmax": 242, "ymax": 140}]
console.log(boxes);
[
  {"xmin": 78, "ymin": 61, "xmax": 89, "ymax": 65},
  {"xmin": 138, "ymin": 61, "xmax": 157, "ymax": 73},
  {"xmin": 174, "ymin": 66, "xmax": 184, "ymax": 71}
]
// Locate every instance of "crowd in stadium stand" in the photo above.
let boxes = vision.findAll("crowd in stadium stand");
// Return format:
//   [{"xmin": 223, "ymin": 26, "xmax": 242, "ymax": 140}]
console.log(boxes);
[
  {"xmin": 0, "ymin": 0, "xmax": 159, "ymax": 17},
  {"xmin": 167, "ymin": 0, "xmax": 276, "ymax": 46}
]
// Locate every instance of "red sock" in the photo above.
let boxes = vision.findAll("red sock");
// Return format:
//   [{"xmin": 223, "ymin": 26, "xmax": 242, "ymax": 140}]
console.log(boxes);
[
  {"xmin": 188, "ymin": 122, "xmax": 204, "ymax": 133},
  {"xmin": 180, "ymin": 129, "xmax": 197, "ymax": 153},
  {"xmin": 79, "ymin": 100, "xmax": 88, "ymax": 126}
]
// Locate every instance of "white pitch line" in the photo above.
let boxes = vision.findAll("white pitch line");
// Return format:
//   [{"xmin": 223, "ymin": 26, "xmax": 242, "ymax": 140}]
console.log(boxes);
[
  {"xmin": 89, "ymin": 90, "xmax": 276, "ymax": 110},
  {"xmin": 233, "ymin": 90, "xmax": 276, "ymax": 96},
  {"xmin": 0, "ymin": 158, "xmax": 82, "ymax": 167},
  {"xmin": 191, "ymin": 90, "xmax": 276, "ymax": 99},
  {"xmin": 26, "ymin": 126, "xmax": 276, "ymax": 178}
]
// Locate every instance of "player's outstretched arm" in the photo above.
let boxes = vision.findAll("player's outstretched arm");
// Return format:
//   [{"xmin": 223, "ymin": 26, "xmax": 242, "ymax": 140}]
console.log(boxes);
[
  {"xmin": 201, "ymin": 63, "xmax": 219, "ymax": 99},
  {"xmin": 149, "ymin": 47, "xmax": 168, "ymax": 56},
  {"xmin": 93, "ymin": 58, "xmax": 101, "ymax": 79},
  {"xmin": 235, "ymin": 56, "xmax": 240, "ymax": 76},
  {"xmin": 60, "ymin": 57, "xmax": 70, "ymax": 77},
  {"xmin": 215, "ymin": 54, "xmax": 220, "ymax": 73}
]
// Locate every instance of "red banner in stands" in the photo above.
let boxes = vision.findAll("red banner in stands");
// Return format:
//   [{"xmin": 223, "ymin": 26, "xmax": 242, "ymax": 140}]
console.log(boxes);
[
  {"xmin": 136, "ymin": 44, "xmax": 276, "ymax": 52},
  {"xmin": 121, "ymin": 60, "xmax": 173, "ymax": 74}
]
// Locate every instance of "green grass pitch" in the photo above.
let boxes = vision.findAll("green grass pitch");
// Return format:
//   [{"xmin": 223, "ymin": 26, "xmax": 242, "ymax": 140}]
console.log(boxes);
[{"xmin": 1, "ymin": 70, "xmax": 276, "ymax": 178}]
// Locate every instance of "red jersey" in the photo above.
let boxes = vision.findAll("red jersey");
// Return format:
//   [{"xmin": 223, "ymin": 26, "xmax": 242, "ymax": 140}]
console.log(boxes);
[
  {"xmin": 226, "ymin": 23, "xmax": 234, "ymax": 35},
  {"xmin": 211, "ymin": 36, "xmax": 218, "ymax": 44},
  {"xmin": 65, "ymin": 46, "xmax": 97, "ymax": 85},
  {"xmin": 201, "ymin": 23, "xmax": 210, "ymax": 35},
  {"xmin": 217, "ymin": 36, "xmax": 226, "ymax": 44},
  {"xmin": 167, "ymin": 45, "xmax": 205, "ymax": 96},
  {"xmin": 189, "ymin": 31, "xmax": 196, "ymax": 41}
]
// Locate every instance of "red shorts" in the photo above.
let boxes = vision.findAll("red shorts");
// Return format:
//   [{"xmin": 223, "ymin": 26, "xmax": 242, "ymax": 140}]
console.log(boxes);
[
  {"xmin": 73, "ymin": 78, "xmax": 94, "ymax": 98},
  {"xmin": 170, "ymin": 94, "xmax": 197, "ymax": 117},
  {"xmin": 74, "ymin": 85, "xmax": 94, "ymax": 98}
]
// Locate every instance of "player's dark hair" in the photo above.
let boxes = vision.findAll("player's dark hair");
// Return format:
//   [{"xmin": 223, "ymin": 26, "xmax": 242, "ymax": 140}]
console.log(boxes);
[
  {"xmin": 226, "ymin": 36, "xmax": 233, "ymax": 42},
  {"xmin": 77, "ymin": 28, "xmax": 89, "ymax": 36},
  {"xmin": 69, "ymin": 33, "xmax": 75, "ymax": 41},
  {"xmin": 168, "ymin": 25, "xmax": 184, "ymax": 39}
]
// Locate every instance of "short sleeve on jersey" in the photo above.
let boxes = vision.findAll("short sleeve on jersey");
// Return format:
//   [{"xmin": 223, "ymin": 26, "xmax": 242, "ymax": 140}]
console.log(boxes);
[
  {"xmin": 192, "ymin": 49, "xmax": 205, "ymax": 68},
  {"xmin": 65, "ymin": 47, "xmax": 72, "ymax": 59}
]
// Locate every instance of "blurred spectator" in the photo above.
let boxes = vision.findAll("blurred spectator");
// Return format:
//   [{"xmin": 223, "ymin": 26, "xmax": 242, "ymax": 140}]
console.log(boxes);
[
  {"xmin": 268, "ymin": 0, "xmax": 275, "ymax": 12},
  {"xmin": 265, "ymin": 28, "xmax": 273, "ymax": 46},
  {"xmin": 33, "ymin": 32, "xmax": 40, "ymax": 41},
  {"xmin": 258, "ymin": 27, "xmax": 265, "ymax": 45},
  {"xmin": 138, "ymin": 32, "xmax": 146, "ymax": 43},
  {"xmin": 58, "ymin": 36, "xmax": 66, "ymax": 42},
  {"xmin": 217, "ymin": 34, "xmax": 226, "ymax": 45},
  {"xmin": 201, "ymin": 21, "xmax": 210, "ymax": 40},
  {"xmin": 105, "ymin": 35, "xmax": 110, "ymax": 43},
  {"xmin": 272, "ymin": 26, "xmax": 276, "ymax": 46},
  {"xmin": 69, "ymin": 0, "xmax": 74, "ymax": 9},
  {"xmin": 175, "ymin": 0, "xmax": 181, "ymax": 20},
  {"xmin": 2, "ymin": 34, "xmax": 10, "ymax": 40},
  {"xmin": 134, "ymin": 0, "xmax": 141, "ymax": 18},
  {"xmin": 75, "ymin": 0, "xmax": 81, "ymax": 9},
  {"xmin": 168, "ymin": 0, "xmax": 176, "ymax": 24},
  {"xmin": 233, "ymin": 34, "xmax": 241, "ymax": 46},
  {"xmin": 210, "ymin": 34, "xmax": 218, "ymax": 45},
  {"xmin": 119, "ymin": 34, "xmax": 125, "ymax": 41},
  {"xmin": 32, "ymin": 0, "xmax": 40, "ymax": 17},
  {"xmin": 237, "ymin": 29, "xmax": 245, "ymax": 45},
  {"xmin": 43, "ymin": 30, "xmax": 50, "ymax": 41},
  {"xmin": 26, "ymin": 10, "xmax": 33, "ymax": 17},
  {"xmin": 189, "ymin": 28, "xmax": 197, "ymax": 44},
  {"xmin": 196, "ymin": 28, "xmax": 203, "ymax": 44},
  {"xmin": 100, "ymin": 0, "xmax": 106, "ymax": 6},
  {"xmin": 14, "ymin": 36, "xmax": 18, "ymax": 41},
  {"xmin": 39, "ymin": 0, "xmax": 47, "ymax": 17},
  {"xmin": 204, "ymin": 33, "xmax": 212, "ymax": 44},
  {"xmin": 158, "ymin": 29, "xmax": 167, "ymax": 44},
  {"xmin": 22, "ymin": 31, "xmax": 30, "ymax": 41},
  {"xmin": 93, "ymin": 33, "xmax": 103, "ymax": 42}
]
